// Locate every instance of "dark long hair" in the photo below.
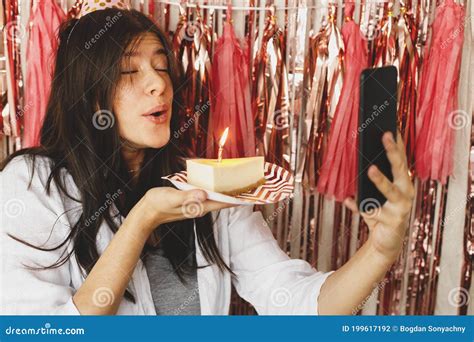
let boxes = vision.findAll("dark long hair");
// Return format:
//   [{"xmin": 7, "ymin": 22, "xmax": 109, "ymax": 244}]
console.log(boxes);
[{"xmin": 1, "ymin": 9, "xmax": 232, "ymax": 303}]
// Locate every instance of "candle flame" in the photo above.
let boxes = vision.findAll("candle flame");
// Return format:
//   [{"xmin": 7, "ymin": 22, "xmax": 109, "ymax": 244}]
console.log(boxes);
[{"xmin": 219, "ymin": 127, "xmax": 229, "ymax": 147}]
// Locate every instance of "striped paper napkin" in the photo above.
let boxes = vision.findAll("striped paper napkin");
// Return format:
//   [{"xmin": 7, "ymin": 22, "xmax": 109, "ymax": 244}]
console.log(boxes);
[{"xmin": 162, "ymin": 162, "xmax": 294, "ymax": 205}]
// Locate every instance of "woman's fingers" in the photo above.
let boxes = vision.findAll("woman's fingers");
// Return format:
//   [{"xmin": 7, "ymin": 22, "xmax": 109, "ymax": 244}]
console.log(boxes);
[
  {"xmin": 382, "ymin": 132, "xmax": 414, "ymax": 199},
  {"xmin": 179, "ymin": 196, "xmax": 236, "ymax": 219},
  {"xmin": 367, "ymin": 163, "xmax": 413, "ymax": 222},
  {"xmin": 395, "ymin": 131, "xmax": 415, "ymax": 200},
  {"xmin": 382, "ymin": 132, "xmax": 407, "ymax": 181},
  {"xmin": 158, "ymin": 188, "xmax": 207, "ymax": 209},
  {"xmin": 346, "ymin": 131, "xmax": 415, "ymax": 231},
  {"xmin": 367, "ymin": 165, "xmax": 403, "ymax": 203},
  {"xmin": 145, "ymin": 187, "xmax": 236, "ymax": 226},
  {"xmin": 202, "ymin": 200, "xmax": 237, "ymax": 213},
  {"xmin": 360, "ymin": 203, "xmax": 397, "ymax": 228},
  {"xmin": 343, "ymin": 198, "xmax": 359, "ymax": 213},
  {"xmin": 344, "ymin": 197, "xmax": 394, "ymax": 228},
  {"xmin": 395, "ymin": 131, "xmax": 408, "ymax": 164}
]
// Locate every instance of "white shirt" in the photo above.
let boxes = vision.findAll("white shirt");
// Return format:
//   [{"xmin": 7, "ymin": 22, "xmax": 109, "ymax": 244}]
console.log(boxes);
[{"xmin": 0, "ymin": 155, "xmax": 333, "ymax": 315}]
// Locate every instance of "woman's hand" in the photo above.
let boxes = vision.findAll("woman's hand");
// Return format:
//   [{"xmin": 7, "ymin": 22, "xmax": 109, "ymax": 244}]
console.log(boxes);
[
  {"xmin": 319, "ymin": 131, "xmax": 415, "ymax": 314},
  {"xmin": 137, "ymin": 187, "xmax": 236, "ymax": 234},
  {"xmin": 344, "ymin": 131, "xmax": 415, "ymax": 264},
  {"xmin": 73, "ymin": 187, "xmax": 233, "ymax": 315}
]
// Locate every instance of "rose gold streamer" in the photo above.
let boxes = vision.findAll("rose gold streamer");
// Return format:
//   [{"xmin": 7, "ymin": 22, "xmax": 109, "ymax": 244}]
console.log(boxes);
[
  {"xmin": 265, "ymin": 28, "xmax": 290, "ymax": 170},
  {"xmin": 316, "ymin": 3, "xmax": 368, "ymax": 202},
  {"xmin": 405, "ymin": 180, "xmax": 437, "ymax": 314},
  {"xmin": 377, "ymin": 3, "xmax": 420, "ymax": 315},
  {"xmin": 165, "ymin": 3, "xmax": 171, "ymax": 34},
  {"xmin": 0, "ymin": 0, "xmax": 465, "ymax": 318},
  {"xmin": 382, "ymin": 0, "xmax": 436, "ymax": 316},
  {"xmin": 397, "ymin": 4, "xmax": 418, "ymax": 171},
  {"xmin": 206, "ymin": 3, "xmax": 255, "ymax": 159},
  {"xmin": 364, "ymin": 0, "xmax": 384, "ymax": 66},
  {"xmin": 0, "ymin": 96, "xmax": 3, "ymax": 134},
  {"xmin": 172, "ymin": 4, "xmax": 213, "ymax": 157},
  {"xmin": 302, "ymin": 11, "xmax": 344, "ymax": 191},
  {"xmin": 427, "ymin": 183, "xmax": 448, "ymax": 313},
  {"xmin": 459, "ymin": 117, "xmax": 474, "ymax": 315},
  {"xmin": 246, "ymin": 0, "xmax": 256, "ymax": 73},
  {"xmin": 193, "ymin": 7, "xmax": 213, "ymax": 157},
  {"xmin": 373, "ymin": 2, "xmax": 397, "ymax": 67},
  {"xmin": 251, "ymin": 10, "xmax": 277, "ymax": 157},
  {"xmin": 3, "ymin": 0, "xmax": 22, "ymax": 137},
  {"xmin": 299, "ymin": 6, "xmax": 345, "ymax": 281}
]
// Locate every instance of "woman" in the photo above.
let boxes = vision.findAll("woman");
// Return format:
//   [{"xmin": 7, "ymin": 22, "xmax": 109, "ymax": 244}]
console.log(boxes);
[{"xmin": 0, "ymin": 8, "xmax": 414, "ymax": 315}]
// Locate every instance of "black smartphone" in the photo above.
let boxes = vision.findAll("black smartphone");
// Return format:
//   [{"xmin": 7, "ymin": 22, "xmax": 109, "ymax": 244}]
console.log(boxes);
[{"xmin": 357, "ymin": 66, "xmax": 398, "ymax": 212}]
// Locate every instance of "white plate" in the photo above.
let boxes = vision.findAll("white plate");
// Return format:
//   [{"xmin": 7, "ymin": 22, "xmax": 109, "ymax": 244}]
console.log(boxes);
[{"xmin": 162, "ymin": 162, "xmax": 294, "ymax": 205}]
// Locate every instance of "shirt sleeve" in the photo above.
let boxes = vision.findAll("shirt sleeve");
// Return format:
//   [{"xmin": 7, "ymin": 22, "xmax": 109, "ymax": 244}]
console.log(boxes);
[
  {"xmin": 0, "ymin": 156, "xmax": 81, "ymax": 315},
  {"xmin": 227, "ymin": 205, "xmax": 334, "ymax": 315}
]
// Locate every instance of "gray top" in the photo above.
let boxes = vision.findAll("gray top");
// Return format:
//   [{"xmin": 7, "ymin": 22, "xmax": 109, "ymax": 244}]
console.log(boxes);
[{"xmin": 144, "ymin": 245, "xmax": 201, "ymax": 315}]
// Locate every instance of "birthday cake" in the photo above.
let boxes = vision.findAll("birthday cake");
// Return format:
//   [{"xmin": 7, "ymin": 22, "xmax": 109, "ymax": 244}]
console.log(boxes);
[{"xmin": 186, "ymin": 157, "xmax": 266, "ymax": 196}]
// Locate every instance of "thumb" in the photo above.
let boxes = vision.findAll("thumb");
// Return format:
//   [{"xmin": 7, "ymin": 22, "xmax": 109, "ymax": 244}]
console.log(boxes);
[
  {"xmin": 184, "ymin": 189, "xmax": 208, "ymax": 202},
  {"xmin": 166, "ymin": 188, "xmax": 206, "ymax": 207},
  {"xmin": 180, "ymin": 190, "xmax": 207, "ymax": 219}
]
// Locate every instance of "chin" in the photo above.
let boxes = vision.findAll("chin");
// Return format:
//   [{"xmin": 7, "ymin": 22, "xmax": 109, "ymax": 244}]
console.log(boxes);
[{"xmin": 146, "ymin": 132, "xmax": 170, "ymax": 149}]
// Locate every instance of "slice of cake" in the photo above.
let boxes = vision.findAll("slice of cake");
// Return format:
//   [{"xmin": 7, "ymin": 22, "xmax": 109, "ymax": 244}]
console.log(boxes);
[{"xmin": 186, "ymin": 157, "xmax": 265, "ymax": 196}]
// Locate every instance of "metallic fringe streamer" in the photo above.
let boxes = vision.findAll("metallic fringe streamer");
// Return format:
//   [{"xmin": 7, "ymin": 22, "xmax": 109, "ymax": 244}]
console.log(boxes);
[
  {"xmin": 172, "ymin": 4, "xmax": 213, "ymax": 157},
  {"xmin": 3, "ymin": 0, "xmax": 22, "ymax": 138},
  {"xmin": 1, "ymin": 0, "xmax": 470, "ymax": 317},
  {"xmin": 459, "ymin": 114, "xmax": 474, "ymax": 315}
]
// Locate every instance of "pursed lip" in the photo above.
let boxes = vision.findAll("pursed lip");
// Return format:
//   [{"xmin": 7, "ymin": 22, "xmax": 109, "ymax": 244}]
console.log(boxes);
[{"xmin": 141, "ymin": 104, "xmax": 170, "ymax": 116}]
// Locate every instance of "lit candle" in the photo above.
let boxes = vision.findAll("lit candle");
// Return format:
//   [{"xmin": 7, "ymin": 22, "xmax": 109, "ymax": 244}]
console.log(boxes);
[{"xmin": 217, "ymin": 127, "xmax": 229, "ymax": 163}]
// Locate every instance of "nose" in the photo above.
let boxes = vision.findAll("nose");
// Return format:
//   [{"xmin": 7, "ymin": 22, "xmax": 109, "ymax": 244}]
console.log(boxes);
[{"xmin": 145, "ymin": 67, "xmax": 167, "ymax": 96}]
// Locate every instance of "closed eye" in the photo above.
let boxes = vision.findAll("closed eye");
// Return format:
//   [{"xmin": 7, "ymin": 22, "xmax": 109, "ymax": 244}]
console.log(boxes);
[
  {"xmin": 121, "ymin": 70, "xmax": 138, "ymax": 75},
  {"xmin": 120, "ymin": 68, "xmax": 168, "ymax": 75}
]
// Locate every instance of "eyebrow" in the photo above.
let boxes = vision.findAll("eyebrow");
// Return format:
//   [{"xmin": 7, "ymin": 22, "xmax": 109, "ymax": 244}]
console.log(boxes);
[{"xmin": 124, "ymin": 47, "xmax": 167, "ymax": 57}]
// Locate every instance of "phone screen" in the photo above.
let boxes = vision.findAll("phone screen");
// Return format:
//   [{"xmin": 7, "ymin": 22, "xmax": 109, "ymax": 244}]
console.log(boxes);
[{"xmin": 357, "ymin": 66, "xmax": 398, "ymax": 212}]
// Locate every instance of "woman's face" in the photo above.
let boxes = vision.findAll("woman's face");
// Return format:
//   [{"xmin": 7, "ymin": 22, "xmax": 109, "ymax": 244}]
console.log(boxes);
[{"xmin": 113, "ymin": 32, "xmax": 174, "ymax": 149}]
